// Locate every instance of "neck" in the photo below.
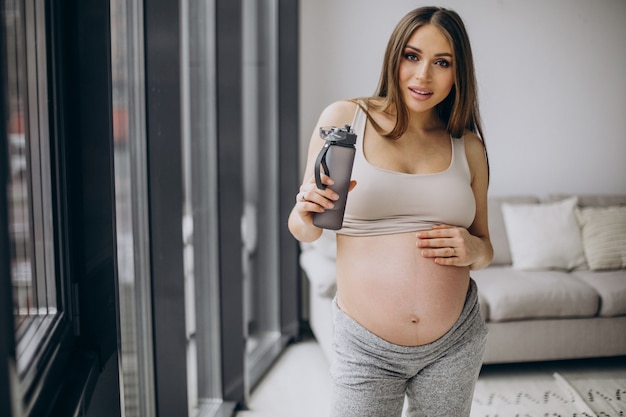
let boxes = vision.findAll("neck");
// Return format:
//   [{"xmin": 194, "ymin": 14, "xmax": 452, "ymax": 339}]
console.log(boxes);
[{"xmin": 405, "ymin": 109, "xmax": 445, "ymax": 135}]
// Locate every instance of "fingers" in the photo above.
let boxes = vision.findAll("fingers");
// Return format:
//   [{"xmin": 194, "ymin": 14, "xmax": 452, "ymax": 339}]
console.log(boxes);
[
  {"xmin": 417, "ymin": 226, "xmax": 463, "ymax": 250},
  {"xmin": 295, "ymin": 190, "xmax": 329, "ymax": 212},
  {"xmin": 296, "ymin": 175, "xmax": 339, "ymax": 212},
  {"xmin": 314, "ymin": 171, "xmax": 336, "ymax": 188},
  {"xmin": 417, "ymin": 225, "xmax": 470, "ymax": 265},
  {"xmin": 294, "ymin": 175, "xmax": 356, "ymax": 220},
  {"xmin": 417, "ymin": 224, "xmax": 456, "ymax": 236},
  {"xmin": 419, "ymin": 245, "xmax": 466, "ymax": 261}
]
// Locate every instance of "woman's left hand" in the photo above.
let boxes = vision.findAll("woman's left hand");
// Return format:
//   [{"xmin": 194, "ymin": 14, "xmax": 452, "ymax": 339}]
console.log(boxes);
[{"xmin": 416, "ymin": 224, "xmax": 484, "ymax": 267}]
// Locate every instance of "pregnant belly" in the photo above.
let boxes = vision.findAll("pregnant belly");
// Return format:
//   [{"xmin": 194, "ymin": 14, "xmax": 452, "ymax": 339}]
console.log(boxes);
[{"xmin": 336, "ymin": 232, "xmax": 470, "ymax": 346}]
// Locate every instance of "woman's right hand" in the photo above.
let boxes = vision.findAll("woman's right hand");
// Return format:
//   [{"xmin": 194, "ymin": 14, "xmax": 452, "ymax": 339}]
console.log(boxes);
[
  {"xmin": 294, "ymin": 172, "xmax": 339, "ymax": 223},
  {"xmin": 290, "ymin": 173, "xmax": 356, "ymax": 242},
  {"xmin": 289, "ymin": 100, "xmax": 358, "ymax": 241}
]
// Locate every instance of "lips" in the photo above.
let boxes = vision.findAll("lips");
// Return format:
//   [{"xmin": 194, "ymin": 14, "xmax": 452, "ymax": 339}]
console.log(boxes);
[
  {"xmin": 409, "ymin": 87, "xmax": 433, "ymax": 96},
  {"xmin": 408, "ymin": 86, "xmax": 434, "ymax": 101}
]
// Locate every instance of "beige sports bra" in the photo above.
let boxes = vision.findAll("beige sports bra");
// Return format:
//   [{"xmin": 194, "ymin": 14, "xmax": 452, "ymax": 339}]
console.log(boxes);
[{"xmin": 338, "ymin": 104, "xmax": 476, "ymax": 236}]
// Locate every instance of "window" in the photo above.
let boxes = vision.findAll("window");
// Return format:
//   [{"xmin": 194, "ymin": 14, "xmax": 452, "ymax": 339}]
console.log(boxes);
[
  {"xmin": 110, "ymin": 0, "xmax": 156, "ymax": 415},
  {"xmin": 4, "ymin": 0, "xmax": 63, "ymax": 396}
]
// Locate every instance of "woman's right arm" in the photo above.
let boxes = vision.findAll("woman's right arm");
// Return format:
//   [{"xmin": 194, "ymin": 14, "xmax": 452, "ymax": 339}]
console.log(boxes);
[{"xmin": 288, "ymin": 100, "xmax": 357, "ymax": 242}]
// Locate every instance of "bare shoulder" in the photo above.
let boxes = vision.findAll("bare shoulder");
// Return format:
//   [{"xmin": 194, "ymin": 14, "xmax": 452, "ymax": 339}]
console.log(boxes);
[
  {"xmin": 462, "ymin": 131, "xmax": 487, "ymax": 160},
  {"xmin": 317, "ymin": 100, "xmax": 359, "ymax": 128},
  {"xmin": 462, "ymin": 130, "xmax": 485, "ymax": 152},
  {"xmin": 462, "ymin": 130, "xmax": 489, "ymax": 178}
]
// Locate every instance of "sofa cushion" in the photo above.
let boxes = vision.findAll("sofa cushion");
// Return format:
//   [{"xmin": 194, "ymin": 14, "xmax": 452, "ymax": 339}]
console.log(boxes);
[
  {"xmin": 571, "ymin": 269, "xmax": 626, "ymax": 317},
  {"xmin": 546, "ymin": 194, "xmax": 626, "ymax": 208},
  {"xmin": 301, "ymin": 228, "xmax": 337, "ymax": 260},
  {"xmin": 472, "ymin": 266, "xmax": 599, "ymax": 322},
  {"xmin": 300, "ymin": 249, "xmax": 337, "ymax": 298},
  {"xmin": 487, "ymin": 196, "xmax": 540, "ymax": 266},
  {"xmin": 501, "ymin": 197, "xmax": 586, "ymax": 271},
  {"xmin": 477, "ymin": 289, "xmax": 489, "ymax": 322},
  {"xmin": 299, "ymin": 229, "xmax": 338, "ymax": 297},
  {"xmin": 575, "ymin": 206, "xmax": 626, "ymax": 271}
]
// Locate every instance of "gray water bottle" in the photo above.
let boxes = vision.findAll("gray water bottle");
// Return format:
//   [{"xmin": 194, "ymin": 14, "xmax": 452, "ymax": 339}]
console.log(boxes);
[{"xmin": 312, "ymin": 124, "xmax": 357, "ymax": 230}]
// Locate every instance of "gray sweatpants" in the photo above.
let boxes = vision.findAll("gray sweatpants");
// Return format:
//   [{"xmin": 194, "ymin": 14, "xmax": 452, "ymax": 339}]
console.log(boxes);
[{"xmin": 330, "ymin": 279, "xmax": 487, "ymax": 417}]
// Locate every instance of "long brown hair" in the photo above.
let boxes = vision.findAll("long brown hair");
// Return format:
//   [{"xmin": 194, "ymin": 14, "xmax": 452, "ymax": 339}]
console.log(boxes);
[{"xmin": 358, "ymin": 7, "xmax": 485, "ymax": 144}]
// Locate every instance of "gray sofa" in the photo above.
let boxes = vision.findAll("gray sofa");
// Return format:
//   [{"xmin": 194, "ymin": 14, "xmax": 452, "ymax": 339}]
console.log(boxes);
[{"xmin": 300, "ymin": 194, "xmax": 626, "ymax": 364}]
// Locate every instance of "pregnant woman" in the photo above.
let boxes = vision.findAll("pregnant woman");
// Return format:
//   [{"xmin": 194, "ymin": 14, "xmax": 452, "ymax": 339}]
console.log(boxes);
[{"xmin": 289, "ymin": 6, "xmax": 493, "ymax": 417}]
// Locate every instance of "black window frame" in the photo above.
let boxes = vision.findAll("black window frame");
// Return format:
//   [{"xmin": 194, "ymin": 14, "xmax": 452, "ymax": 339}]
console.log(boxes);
[
  {"xmin": 0, "ymin": 1, "xmax": 76, "ymax": 415},
  {"xmin": 1, "ymin": 0, "xmax": 120, "ymax": 415}
]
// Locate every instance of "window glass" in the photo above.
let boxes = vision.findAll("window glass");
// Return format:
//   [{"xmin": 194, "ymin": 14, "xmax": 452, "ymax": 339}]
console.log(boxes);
[
  {"xmin": 4, "ymin": 0, "xmax": 59, "ymax": 380},
  {"xmin": 185, "ymin": 0, "xmax": 223, "ymax": 405},
  {"xmin": 110, "ymin": 1, "xmax": 156, "ymax": 415},
  {"xmin": 242, "ymin": 0, "xmax": 282, "ymax": 389}
]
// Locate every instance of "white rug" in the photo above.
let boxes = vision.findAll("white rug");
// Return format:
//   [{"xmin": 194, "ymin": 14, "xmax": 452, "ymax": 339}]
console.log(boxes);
[{"xmin": 471, "ymin": 373, "xmax": 626, "ymax": 417}]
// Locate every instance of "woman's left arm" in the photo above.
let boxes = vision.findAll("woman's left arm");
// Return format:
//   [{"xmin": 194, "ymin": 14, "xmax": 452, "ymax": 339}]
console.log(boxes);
[{"xmin": 417, "ymin": 133, "xmax": 493, "ymax": 269}]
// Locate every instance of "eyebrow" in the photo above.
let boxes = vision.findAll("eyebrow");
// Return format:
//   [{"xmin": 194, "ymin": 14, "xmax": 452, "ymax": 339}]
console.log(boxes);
[{"xmin": 405, "ymin": 45, "xmax": 453, "ymax": 58}]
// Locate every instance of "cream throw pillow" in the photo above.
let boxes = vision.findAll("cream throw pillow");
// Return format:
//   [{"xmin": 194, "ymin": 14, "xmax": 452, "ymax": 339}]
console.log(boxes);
[
  {"xmin": 501, "ymin": 197, "xmax": 586, "ymax": 270},
  {"xmin": 575, "ymin": 206, "xmax": 626, "ymax": 270}
]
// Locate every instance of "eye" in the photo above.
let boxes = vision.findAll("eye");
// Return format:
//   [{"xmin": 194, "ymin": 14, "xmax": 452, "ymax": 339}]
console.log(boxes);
[
  {"xmin": 435, "ymin": 59, "xmax": 451, "ymax": 68},
  {"xmin": 403, "ymin": 52, "xmax": 419, "ymax": 62}
]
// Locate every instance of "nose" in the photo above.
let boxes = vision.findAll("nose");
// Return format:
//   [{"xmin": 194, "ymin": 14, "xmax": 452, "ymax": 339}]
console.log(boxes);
[{"xmin": 415, "ymin": 62, "xmax": 431, "ymax": 82}]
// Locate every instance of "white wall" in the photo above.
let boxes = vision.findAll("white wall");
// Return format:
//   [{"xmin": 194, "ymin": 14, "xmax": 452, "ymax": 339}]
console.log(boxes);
[{"xmin": 299, "ymin": 0, "xmax": 626, "ymax": 197}]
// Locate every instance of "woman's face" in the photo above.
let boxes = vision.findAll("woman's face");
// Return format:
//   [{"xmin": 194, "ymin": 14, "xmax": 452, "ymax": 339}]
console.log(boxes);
[{"xmin": 398, "ymin": 24, "xmax": 455, "ymax": 115}]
